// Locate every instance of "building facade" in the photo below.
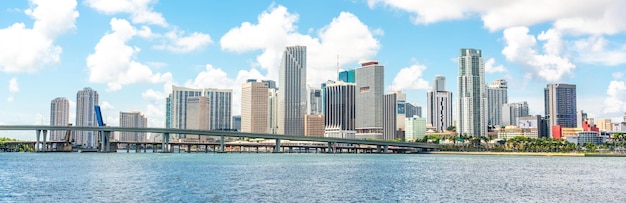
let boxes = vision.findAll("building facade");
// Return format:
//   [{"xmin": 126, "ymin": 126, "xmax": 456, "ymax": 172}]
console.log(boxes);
[
  {"xmin": 457, "ymin": 48, "xmax": 487, "ymax": 137},
  {"xmin": 502, "ymin": 102, "xmax": 529, "ymax": 126},
  {"xmin": 406, "ymin": 102, "xmax": 422, "ymax": 118},
  {"xmin": 204, "ymin": 88, "xmax": 232, "ymax": 130},
  {"xmin": 306, "ymin": 86, "xmax": 323, "ymax": 115},
  {"xmin": 75, "ymin": 87, "xmax": 99, "ymax": 148},
  {"xmin": 577, "ymin": 110, "xmax": 588, "ymax": 128},
  {"xmin": 267, "ymin": 88, "xmax": 278, "ymax": 134},
  {"xmin": 168, "ymin": 85, "xmax": 203, "ymax": 135},
  {"xmin": 324, "ymin": 82, "xmax": 356, "ymax": 139},
  {"xmin": 338, "ymin": 69, "xmax": 355, "ymax": 83},
  {"xmin": 119, "ymin": 111, "xmax": 147, "ymax": 142},
  {"xmin": 50, "ymin": 97, "xmax": 70, "ymax": 141},
  {"xmin": 241, "ymin": 80, "xmax": 269, "ymax": 133},
  {"xmin": 185, "ymin": 96, "xmax": 210, "ymax": 141},
  {"xmin": 231, "ymin": 115, "xmax": 241, "ymax": 132},
  {"xmin": 278, "ymin": 45, "xmax": 307, "ymax": 135},
  {"xmin": 427, "ymin": 75, "xmax": 453, "ymax": 132},
  {"xmin": 304, "ymin": 114, "xmax": 324, "ymax": 137},
  {"xmin": 545, "ymin": 84, "xmax": 577, "ymax": 137},
  {"xmin": 355, "ymin": 61, "xmax": 384, "ymax": 139},
  {"xmin": 405, "ymin": 116, "xmax": 427, "ymax": 142},
  {"xmin": 383, "ymin": 91, "xmax": 406, "ymax": 141},
  {"xmin": 487, "ymin": 79, "xmax": 508, "ymax": 126}
]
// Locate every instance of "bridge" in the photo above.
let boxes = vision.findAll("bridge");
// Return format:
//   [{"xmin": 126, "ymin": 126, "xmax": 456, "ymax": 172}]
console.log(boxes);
[{"xmin": 0, "ymin": 125, "xmax": 440, "ymax": 153}]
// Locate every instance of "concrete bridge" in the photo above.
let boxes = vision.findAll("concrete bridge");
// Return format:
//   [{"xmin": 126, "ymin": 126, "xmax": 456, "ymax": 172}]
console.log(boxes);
[{"xmin": 0, "ymin": 125, "xmax": 440, "ymax": 153}]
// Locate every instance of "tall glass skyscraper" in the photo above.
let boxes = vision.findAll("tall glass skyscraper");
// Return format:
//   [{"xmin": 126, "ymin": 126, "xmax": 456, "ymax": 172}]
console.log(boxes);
[
  {"xmin": 427, "ymin": 75, "xmax": 453, "ymax": 132},
  {"xmin": 544, "ymin": 83, "xmax": 577, "ymax": 137},
  {"xmin": 76, "ymin": 87, "xmax": 99, "ymax": 148},
  {"xmin": 457, "ymin": 48, "xmax": 487, "ymax": 137},
  {"xmin": 50, "ymin": 97, "xmax": 70, "ymax": 141},
  {"xmin": 278, "ymin": 45, "xmax": 307, "ymax": 135},
  {"xmin": 487, "ymin": 79, "xmax": 508, "ymax": 126}
]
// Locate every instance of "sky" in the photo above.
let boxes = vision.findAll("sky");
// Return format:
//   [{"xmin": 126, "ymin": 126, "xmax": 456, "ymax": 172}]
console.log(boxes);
[{"xmin": 1, "ymin": 0, "xmax": 626, "ymax": 140}]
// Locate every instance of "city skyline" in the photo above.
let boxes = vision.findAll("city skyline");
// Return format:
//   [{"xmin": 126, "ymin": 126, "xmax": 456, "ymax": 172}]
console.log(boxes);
[{"xmin": 1, "ymin": 1, "xmax": 626, "ymax": 140}]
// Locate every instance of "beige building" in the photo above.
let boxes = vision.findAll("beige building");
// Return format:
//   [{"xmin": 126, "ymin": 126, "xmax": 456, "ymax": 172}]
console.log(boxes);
[
  {"xmin": 185, "ymin": 97, "xmax": 210, "ymax": 142},
  {"xmin": 119, "ymin": 111, "xmax": 147, "ymax": 142},
  {"xmin": 597, "ymin": 119, "xmax": 613, "ymax": 132},
  {"xmin": 304, "ymin": 114, "xmax": 324, "ymax": 137},
  {"xmin": 241, "ymin": 80, "xmax": 269, "ymax": 133}
]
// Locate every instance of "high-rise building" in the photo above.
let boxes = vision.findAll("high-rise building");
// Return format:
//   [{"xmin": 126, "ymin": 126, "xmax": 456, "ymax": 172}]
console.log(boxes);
[
  {"xmin": 262, "ymin": 80, "xmax": 277, "ymax": 89},
  {"xmin": 597, "ymin": 119, "xmax": 613, "ymax": 132},
  {"xmin": 204, "ymin": 88, "xmax": 232, "ymax": 130},
  {"xmin": 119, "ymin": 111, "xmax": 147, "ymax": 142},
  {"xmin": 544, "ymin": 84, "xmax": 577, "ymax": 137},
  {"xmin": 76, "ymin": 87, "xmax": 99, "ymax": 148},
  {"xmin": 383, "ymin": 91, "xmax": 406, "ymax": 141},
  {"xmin": 278, "ymin": 46, "xmax": 307, "ymax": 135},
  {"xmin": 427, "ymin": 75, "xmax": 453, "ymax": 132},
  {"xmin": 338, "ymin": 69, "xmax": 355, "ymax": 83},
  {"xmin": 304, "ymin": 114, "xmax": 324, "ymax": 137},
  {"xmin": 165, "ymin": 95, "xmax": 172, "ymax": 128},
  {"xmin": 577, "ymin": 110, "xmax": 588, "ymax": 128},
  {"xmin": 306, "ymin": 86, "xmax": 323, "ymax": 115},
  {"xmin": 168, "ymin": 85, "xmax": 203, "ymax": 133},
  {"xmin": 502, "ymin": 102, "xmax": 529, "ymax": 126},
  {"xmin": 487, "ymin": 79, "xmax": 508, "ymax": 126},
  {"xmin": 267, "ymin": 87, "xmax": 278, "ymax": 134},
  {"xmin": 457, "ymin": 48, "xmax": 487, "ymax": 137},
  {"xmin": 50, "ymin": 97, "xmax": 70, "ymax": 141},
  {"xmin": 405, "ymin": 116, "xmax": 427, "ymax": 142},
  {"xmin": 320, "ymin": 80, "xmax": 335, "ymax": 117},
  {"xmin": 241, "ymin": 80, "xmax": 269, "ymax": 133},
  {"xmin": 324, "ymin": 81, "xmax": 356, "ymax": 139},
  {"xmin": 406, "ymin": 103, "xmax": 422, "ymax": 118},
  {"xmin": 231, "ymin": 115, "xmax": 241, "ymax": 132},
  {"xmin": 355, "ymin": 61, "xmax": 384, "ymax": 139},
  {"xmin": 185, "ymin": 96, "xmax": 210, "ymax": 141}
]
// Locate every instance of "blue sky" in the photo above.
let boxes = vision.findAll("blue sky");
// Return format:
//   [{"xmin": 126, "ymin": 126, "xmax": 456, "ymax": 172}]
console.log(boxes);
[{"xmin": 1, "ymin": 0, "xmax": 626, "ymax": 139}]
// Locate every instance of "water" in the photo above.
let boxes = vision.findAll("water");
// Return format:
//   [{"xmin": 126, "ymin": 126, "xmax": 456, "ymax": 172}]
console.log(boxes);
[{"xmin": 1, "ymin": 153, "xmax": 625, "ymax": 202}]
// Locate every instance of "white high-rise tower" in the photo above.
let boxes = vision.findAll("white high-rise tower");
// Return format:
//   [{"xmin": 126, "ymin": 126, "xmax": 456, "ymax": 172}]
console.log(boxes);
[
  {"xmin": 457, "ymin": 48, "xmax": 487, "ymax": 137},
  {"xmin": 76, "ymin": 87, "xmax": 99, "ymax": 148},
  {"xmin": 278, "ymin": 45, "xmax": 307, "ymax": 135},
  {"xmin": 427, "ymin": 75, "xmax": 453, "ymax": 132},
  {"xmin": 487, "ymin": 79, "xmax": 508, "ymax": 126},
  {"xmin": 50, "ymin": 97, "xmax": 70, "ymax": 141}
]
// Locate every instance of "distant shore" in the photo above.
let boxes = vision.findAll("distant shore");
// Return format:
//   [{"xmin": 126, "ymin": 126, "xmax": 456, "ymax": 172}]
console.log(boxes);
[{"xmin": 426, "ymin": 151, "xmax": 626, "ymax": 157}]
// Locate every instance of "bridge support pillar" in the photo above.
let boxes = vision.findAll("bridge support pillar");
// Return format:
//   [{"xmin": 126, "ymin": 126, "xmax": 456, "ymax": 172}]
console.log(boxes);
[
  {"xmin": 220, "ymin": 135, "xmax": 225, "ymax": 152},
  {"xmin": 35, "ymin": 130, "xmax": 41, "ymax": 152},
  {"xmin": 274, "ymin": 139, "xmax": 281, "ymax": 153},
  {"xmin": 187, "ymin": 144, "xmax": 191, "ymax": 153},
  {"xmin": 161, "ymin": 133, "xmax": 170, "ymax": 153},
  {"xmin": 384, "ymin": 145, "xmax": 389, "ymax": 153},
  {"xmin": 99, "ymin": 131, "xmax": 111, "ymax": 152},
  {"xmin": 42, "ymin": 130, "xmax": 48, "ymax": 152},
  {"xmin": 377, "ymin": 145, "xmax": 382, "ymax": 153}
]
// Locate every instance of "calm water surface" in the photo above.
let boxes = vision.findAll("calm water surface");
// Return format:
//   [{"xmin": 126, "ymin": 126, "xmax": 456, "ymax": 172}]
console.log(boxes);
[{"xmin": 1, "ymin": 152, "xmax": 625, "ymax": 202}]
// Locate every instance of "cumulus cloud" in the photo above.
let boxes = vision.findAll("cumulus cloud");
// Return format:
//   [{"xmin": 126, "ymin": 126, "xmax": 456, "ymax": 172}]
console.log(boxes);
[
  {"xmin": 484, "ymin": 57, "xmax": 506, "ymax": 73},
  {"xmin": 0, "ymin": 0, "xmax": 78, "ymax": 73},
  {"xmin": 220, "ymin": 5, "xmax": 381, "ymax": 86},
  {"xmin": 85, "ymin": 0, "xmax": 167, "ymax": 26},
  {"xmin": 573, "ymin": 36, "xmax": 626, "ymax": 66},
  {"xmin": 367, "ymin": 0, "xmax": 626, "ymax": 34},
  {"xmin": 153, "ymin": 29, "xmax": 212, "ymax": 53},
  {"xmin": 9, "ymin": 78, "xmax": 19, "ymax": 93},
  {"xmin": 502, "ymin": 27, "xmax": 575, "ymax": 82},
  {"xmin": 603, "ymin": 72, "xmax": 626, "ymax": 115},
  {"xmin": 86, "ymin": 18, "xmax": 173, "ymax": 91},
  {"xmin": 389, "ymin": 63, "xmax": 429, "ymax": 91}
]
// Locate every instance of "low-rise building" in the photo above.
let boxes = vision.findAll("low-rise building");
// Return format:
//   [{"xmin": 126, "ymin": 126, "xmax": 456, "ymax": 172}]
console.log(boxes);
[{"xmin": 566, "ymin": 131, "xmax": 605, "ymax": 145}]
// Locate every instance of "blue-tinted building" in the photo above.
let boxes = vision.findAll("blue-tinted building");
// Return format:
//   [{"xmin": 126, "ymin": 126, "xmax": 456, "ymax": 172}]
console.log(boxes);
[{"xmin": 338, "ymin": 69, "xmax": 355, "ymax": 83}]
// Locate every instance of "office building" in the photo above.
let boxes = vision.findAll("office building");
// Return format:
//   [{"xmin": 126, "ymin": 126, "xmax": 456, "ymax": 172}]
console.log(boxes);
[
  {"xmin": 119, "ymin": 111, "xmax": 147, "ymax": 142},
  {"xmin": 487, "ymin": 79, "xmax": 508, "ymax": 126},
  {"xmin": 502, "ymin": 102, "xmax": 529, "ymax": 126},
  {"xmin": 518, "ymin": 115, "xmax": 549, "ymax": 138},
  {"xmin": 457, "ymin": 48, "xmax": 487, "ymax": 137},
  {"xmin": 185, "ymin": 96, "xmax": 210, "ymax": 141},
  {"xmin": 383, "ymin": 91, "xmax": 406, "ymax": 141},
  {"xmin": 231, "ymin": 115, "xmax": 241, "ymax": 132},
  {"xmin": 545, "ymin": 84, "xmax": 577, "ymax": 137},
  {"xmin": 241, "ymin": 80, "xmax": 269, "ymax": 133},
  {"xmin": 597, "ymin": 119, "xmax": 613, "ymax": 132},
  {"xmin": 320, "ymin": 80, "xmax": 335, "ymax": 116},
  {"xmin": 304, "ymin": 114, "xmax": 324, "ymax": 137},
  {"xmin": 267, "ymin": 87, "xmax": 278, "ymax": 134},
  {"xmin": 307, "ymin": 86, "xmax": 323, "ymax": 115},
  {"xmin": 338, "ymin": 69, "xmax": 355, "ymax": 83},
  {"xmin": 50, "ymin": 97, "xmax": 70, "ymax": 141},
  {"xmin": 324, "ymin": 82, "xmax": 356, "ymax": 139},
  {"xmin": 278, "ymin": 45, "xmax": 307, "ymax": 135},
  {"xmin": 355, "ymin": 61, "xmax": 384, "ymax": 139},
  {"xmin": 427, "ymin": 75, "xmax": 453, "ymax": 132},
  {"xmin": 204, "ymin": 88, "xmax": 232, "ymax": 130},
  {"xmin": 405, "ymin": 116, "xmax": 427, "ymax": 142},
  {"xmin": 406, "ymin": 103, "xmax": 422, "ymax": 118},
  {"xmin": 168, "ymin": 85, "xmax": 203, "ymax": 137},
  {"xmin": 75, "ymin": 87, "xmax": 99, "ymax": 148}
]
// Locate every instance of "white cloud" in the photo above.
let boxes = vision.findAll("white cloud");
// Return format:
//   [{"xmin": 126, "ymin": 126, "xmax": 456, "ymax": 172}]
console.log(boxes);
[
  {"xmin": 7, "ymin": 97, "xmax": 14, "ymax": 102},
  {"xmin": 9, "ymin": 77, "xmax": 19, "ymax": 93},
  {"xmin": 389, "ymin": 63, "xmax": 429, "ymax": 91},
  {"xmin": 613, "ymin": 72, "xmax": 624, "ymax": 79},
  {"xmin": 86, "ymin": 18, "xmax": 173, "ymax": 91},
  {"xmin": 100, "ymin": 101, "xmax": 115, "ymax": 110},
  {"xmin": 153, "ymin": 29, "xmax": 212, "ymax": 53},
  {"xmin": 573, "ymin": 36, "xmax": 626, "ymax": 66},
  {"xmin": 85, "ymin": 0, "xmax": 167, "ymax": 26},
  {"xmin": 0, "ymin": 0, "xmax": 78, "ymax": 73},
  {"xmin": 220, "ymin": 5, "xmax": 381, "ymax": 86},
  {"xmin": 367, "ymin": 0, "xmax": 626, "ymax": 34},
  {"xmin": 484, "ymin": 57, "xmax": 506, "ymax": 73},
  {"xmin": 502, "ymin": 26, "xmax": 575, "ymax": 82},
  {"xmin": 603, "ymin": 79, "xmax": 626, "ymax": 114}
]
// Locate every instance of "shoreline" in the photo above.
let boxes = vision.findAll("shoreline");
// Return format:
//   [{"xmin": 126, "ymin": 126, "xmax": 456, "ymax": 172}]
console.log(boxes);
[{"xmin": 426, "ymin": 151, "xmax": 626, "ymax": 157}]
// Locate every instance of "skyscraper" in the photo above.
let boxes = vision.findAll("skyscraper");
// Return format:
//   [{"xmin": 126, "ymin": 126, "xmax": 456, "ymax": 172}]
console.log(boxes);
[
  {"xmin": 355, "ymin": 61, "xmax": 384, "ymax": 139},
  {"xmin": 306, "ymin": 86, "xmax": 323, "ymax": 115},
  {"xmin": 204, "ymin": 88, "xmax": 232, "ymax": 130},
  {"xmin": 544, "ymin": 84, "xmax": 577, "ymax": 137},
  {"xmin": 241, "ymin": 80, "xmax": 269, "ymax": 133},
  {"xmin": 119, "ymin": 111, "xmax": 147, "ymax": 142},
  {"xmin": 76, "ymin": 87, "xmax": 99, "ymax": 148},
  {"xmin": 487, "ymin": 79, "xmax": 508, "ymax": 126},
  {"xmin": 185, "ymin": 96, "xmax": 210, "ymax": 141},
  {"xmin": 267, "ymin": 87, "xmax": 279, "ymax": 134},
  {"xmin": 383, "ymin": 91, "xmax": 406, "ymax": 140},
  {"xmin": 278, "ymin": 45, "xmax": 307, "ymax": 135},
  {"xmin": 324, "ymin": 81, "xmax": 356, "ymax": 139},
  {"xmin": 577, "ymin": 110, "xmax": 588, "ymax": 128},
  {"xmin": 338, "ymin": 69, "xmax": 355, "ymax": 83},
  {"xmin": 50, "ymin": 97, "xmax": 70, "ymax": 141},
  {"xmin": 168, "ymin": 85, "xmax": 203, "ymax": 138},
  {"xmin": 427, "ymin": 75, "xmax": 453, "ymax": 132},
  {"xmin": 231, "ymin": 115, "xmax": 241, "ymax": 132},
  {"xmin": 502, "ymin": 102, "xmax": 529, "ymax": 126},
  {"xmin": 457, "ymin": 48, "xmax": 487, "ymax": 137}
]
